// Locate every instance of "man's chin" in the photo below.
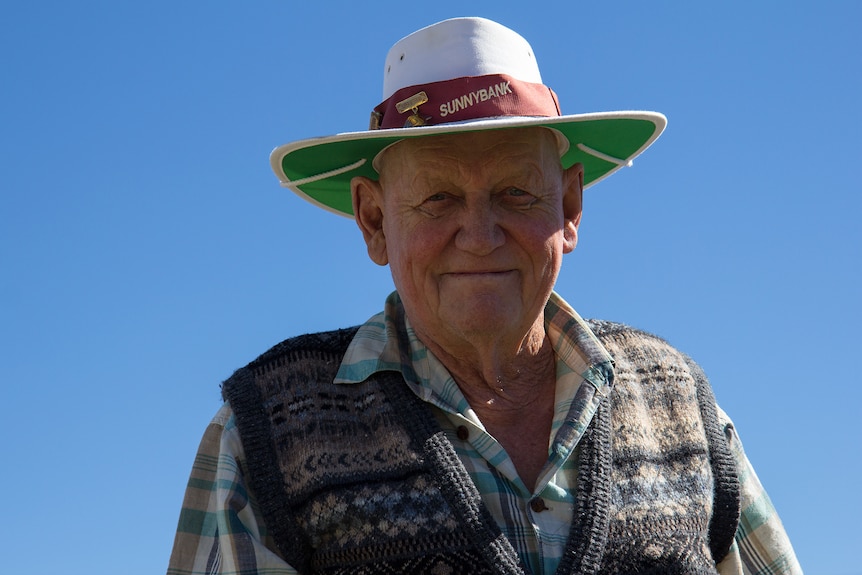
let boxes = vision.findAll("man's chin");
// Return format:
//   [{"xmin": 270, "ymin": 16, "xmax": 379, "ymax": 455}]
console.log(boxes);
[{"xmin": 441, "ymin": 302, "xmax": 518, "ymax": 336}]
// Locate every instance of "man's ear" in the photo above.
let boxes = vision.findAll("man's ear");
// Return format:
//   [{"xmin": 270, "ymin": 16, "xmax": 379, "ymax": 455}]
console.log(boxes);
[
  {"xmin": 351, "ymin": 176, "xmax": 388, "ymax": 265},
  {"xmin": 561, "ymin": 162, "xmax": 584, "ymax": 253}
]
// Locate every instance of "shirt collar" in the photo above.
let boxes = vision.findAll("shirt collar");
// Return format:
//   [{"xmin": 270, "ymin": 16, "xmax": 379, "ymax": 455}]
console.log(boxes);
[{"xmin": 335, "ymin": 290, "xmax": 614, "ymax": 398}]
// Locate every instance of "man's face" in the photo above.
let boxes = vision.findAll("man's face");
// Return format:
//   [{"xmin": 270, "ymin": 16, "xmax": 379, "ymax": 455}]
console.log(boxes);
[{"xmin": 352, "ymin": 128, "xmax": 583, "ymax": 347}]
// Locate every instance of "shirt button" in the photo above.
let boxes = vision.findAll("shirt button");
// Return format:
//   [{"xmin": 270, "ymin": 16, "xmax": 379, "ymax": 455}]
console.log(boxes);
[
  {"xmin": 456, "ymin": 426, "xmax": 469, "ymax": 441},
  {"xmin": 530, "ymin": 497, "xmax": 548, "ymax": 513}
]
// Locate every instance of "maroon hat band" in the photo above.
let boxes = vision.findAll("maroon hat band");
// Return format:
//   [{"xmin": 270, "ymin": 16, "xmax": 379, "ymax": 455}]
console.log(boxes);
[{"xmin": 370, "ymin": 74, "xmax": 561, "ymax": 130}]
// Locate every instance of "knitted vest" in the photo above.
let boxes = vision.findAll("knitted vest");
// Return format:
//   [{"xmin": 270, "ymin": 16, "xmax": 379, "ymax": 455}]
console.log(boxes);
[{"xmin": 222, "ymin": 321, "xmax": 740, "ymax": 575}]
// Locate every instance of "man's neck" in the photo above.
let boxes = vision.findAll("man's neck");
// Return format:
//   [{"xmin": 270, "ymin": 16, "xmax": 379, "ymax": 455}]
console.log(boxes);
[{"xmin": 421, "ymin": 326, "xmax": 558, "ymax": 492}]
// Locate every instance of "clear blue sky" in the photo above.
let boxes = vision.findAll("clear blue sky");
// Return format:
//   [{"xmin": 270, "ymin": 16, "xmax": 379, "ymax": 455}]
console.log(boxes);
[{"xmin": 1, "ymin": 1, "xmax": 859, "ymax": 573}]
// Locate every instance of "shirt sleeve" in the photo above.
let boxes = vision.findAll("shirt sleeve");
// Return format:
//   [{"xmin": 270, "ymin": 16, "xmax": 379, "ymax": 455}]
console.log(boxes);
[
  {"xmin": 166, "ymin": 404, "xmax": 299, "ymax": 575},
  {"xmin": 715, "ymin": 407, "xmax": 803, "ymax": 575}
]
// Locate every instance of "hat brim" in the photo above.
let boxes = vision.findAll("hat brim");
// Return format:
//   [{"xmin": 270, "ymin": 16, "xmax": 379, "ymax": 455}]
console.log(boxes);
[{"xmin": 270, "ymin": 111, "xmax": 666, "ymax": 218}]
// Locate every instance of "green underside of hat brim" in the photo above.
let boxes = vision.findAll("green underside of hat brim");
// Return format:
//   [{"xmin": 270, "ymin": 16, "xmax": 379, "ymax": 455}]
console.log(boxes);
[{"xmin": 272, "ymin": 114, "xmax": 664, "ymax": 218}]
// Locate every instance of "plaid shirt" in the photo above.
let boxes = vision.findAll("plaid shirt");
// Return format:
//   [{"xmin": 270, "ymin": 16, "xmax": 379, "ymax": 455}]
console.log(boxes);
[{"xmin": 167, "ymin": 292, "xmax": 802, "ymax": 575}]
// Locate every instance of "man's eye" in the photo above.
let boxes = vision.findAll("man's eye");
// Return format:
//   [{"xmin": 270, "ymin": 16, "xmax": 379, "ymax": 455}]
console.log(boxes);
[
  {"xmin": 416, "ymin": 193, "xmax": 454, "ymax": 217},
  {"xmin": 502, "ymin": 187, "xmax": 536, "ymax": 206}
]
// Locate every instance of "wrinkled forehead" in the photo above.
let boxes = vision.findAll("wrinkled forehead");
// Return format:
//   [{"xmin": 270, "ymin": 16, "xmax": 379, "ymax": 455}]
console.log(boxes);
[{"xmin": 372, "ymin": 126, "xmax": 567, "ymax": 175}]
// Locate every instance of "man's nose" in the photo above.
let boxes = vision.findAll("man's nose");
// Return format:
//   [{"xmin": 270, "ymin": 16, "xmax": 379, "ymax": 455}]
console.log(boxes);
[{"xmin": 454, "ymin": 203, "xmax": 505, "ymax": 255}]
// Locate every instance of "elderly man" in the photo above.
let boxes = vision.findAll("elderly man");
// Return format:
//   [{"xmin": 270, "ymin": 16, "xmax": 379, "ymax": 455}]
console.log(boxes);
[{"xmin": 167, "ymin": 17, "xmax": 801, "ymax": 575}]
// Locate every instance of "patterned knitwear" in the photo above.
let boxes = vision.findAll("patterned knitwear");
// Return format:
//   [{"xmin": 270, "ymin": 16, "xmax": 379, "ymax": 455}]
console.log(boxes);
[
  {"xmin": 590, "ymin": 320, "xmax": 740, "ymax": 574},
  {"xmin": 221, "ymin": 321, "xmax": 740, "ymax": 575}
]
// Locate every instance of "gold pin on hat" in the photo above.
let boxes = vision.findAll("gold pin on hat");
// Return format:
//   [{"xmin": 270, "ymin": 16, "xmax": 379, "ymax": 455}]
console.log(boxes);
[
  {"xmin": 369, "ymin": 110, "xmax": 382, "ymax": 130},
  {"xmin": 396, "ymin": 91, "xmax": 430, "ymax": 127}
]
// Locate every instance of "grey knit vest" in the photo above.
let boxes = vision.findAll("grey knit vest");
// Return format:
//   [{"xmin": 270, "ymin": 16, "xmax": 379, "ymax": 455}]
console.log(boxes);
[{"xmin": 222, "ymin": 321, "xmax": 740, "ymax": 575}]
